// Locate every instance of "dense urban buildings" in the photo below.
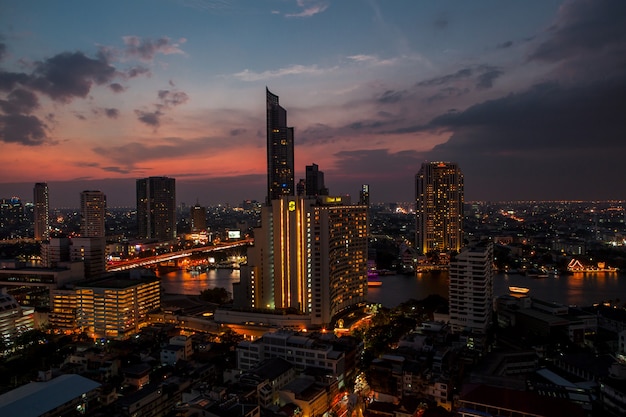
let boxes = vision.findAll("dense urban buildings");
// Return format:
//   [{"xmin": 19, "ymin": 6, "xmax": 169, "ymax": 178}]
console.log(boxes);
[
  {"xmin": 415, "ymin": 161, "xmax": 464, "ymax": 255},
  {"xmin": 33, "ymin": 182, "xmax": 49, "ymax": 241},
  {"xmin": 266, "ymin": 88, "xmax": 295, "ymax": 203},
  {"xmin": 79, "ymin": 190, "xmax": 106, "ymax": 238},
  {"xmin": 136, "ymin": 176, "xmax": 176, "ymax": 241}
]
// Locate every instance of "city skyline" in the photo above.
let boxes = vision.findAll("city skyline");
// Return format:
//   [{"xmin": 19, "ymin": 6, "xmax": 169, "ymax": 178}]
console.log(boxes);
[{"xmin": 1, "ymin": 1, "xmax": 625, "ymax": 207}]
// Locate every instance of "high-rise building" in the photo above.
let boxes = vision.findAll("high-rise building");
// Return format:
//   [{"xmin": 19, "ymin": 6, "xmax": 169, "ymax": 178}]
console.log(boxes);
[
  {"xmin": 190, "ymin": 204, "xmax": 207, "ymax": 232},
  {"xmin": 136, "ymin": 176, "xmax": 176, "ymax": 241},
  {"xmin": 448, "ymin": 242, "xmax": 493, "ymax": 335},
  {"xmin": 80, "ymin": 190, "xmax": 106, "ymax": 238},
  {"xmin": 305, "ymin": 163, "xmax": 328, "ymax": 197},
  {"xmin": 34, "ymin": 182, "xmax": 49, "ymax": 241},
  {"xmin": 415, "ymin": 162, "xmax": 464, "ymax": 255},
  {"xmin": 266, "ymin": 88, "xmax": 295, "ymax": 203},
  {"xmin": 235, "ymin": 195, "xmax": 368, "ymax": 326},
  {"xmin": 359, "ymin": 184, "xmax": 370, "ymax": 207}
]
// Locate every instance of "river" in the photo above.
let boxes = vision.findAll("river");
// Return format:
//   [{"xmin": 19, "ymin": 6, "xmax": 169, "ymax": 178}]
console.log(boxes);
[{"xmin": 158, "ymin": 268, "xmax": 626, "ymax": 308}]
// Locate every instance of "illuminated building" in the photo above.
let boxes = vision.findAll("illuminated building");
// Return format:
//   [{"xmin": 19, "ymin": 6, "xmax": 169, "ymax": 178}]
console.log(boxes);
[
  {"xmin": 80, "ymin": 190, "xmax": 106, "ymax": 238},
  {"xmin": 33, "ymin": 182, "xmax": 49, "ymax": 241},
  {"xmin": 0, "ymin": 259, "xmax": 83, "ymax": 310},
  {"xmin": 0, "ymin": 292, "xmax": 34, "ymax": 348},
  {"xmin": 76, "ymin": 271, "xmax": 160, "ymax": 340},
  {"xmin": 448, "ymin": 242, "xmax": 493, "ymax": 335},
  {"xmin": 49, "ymin": 289, "xmax": 77, "ymax": 331},
  {"xmin": 415, "ymin": 162, "xmax": 464, "ymax": 254},
  {"xmin": 234, "ymin": 195, "xmax": 368, "ymax": 326},
  {"xmin": 190, "ymin": 203, "xmax": 207, "ymax": 232},
  {"xmin": 0, "ymin": 197, "xmax": 24, "ymax": 233},
  {"xmin": 136, "ymin": 176, "xmax": 176, "ymax": 241},
  {"xmin": 266, "ymin": 88, "xmax": 295, "ymax": 203}
]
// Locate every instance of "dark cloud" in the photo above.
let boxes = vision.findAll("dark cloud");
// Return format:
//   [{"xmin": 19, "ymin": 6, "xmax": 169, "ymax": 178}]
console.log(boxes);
[
  {"xmin": 0, "ymin": 114, "xmax": 49, "ymax": 145},
  {"xmin": 418, "ymin": 65, "xmax": 503, "ymax": 91},
  {"xmin": 135, "ymin": 109, "xmax": 162, "ymax": 127},
  {"xmin": 475, "ymin": 68, "xmax": 504, "ymax": 89},
  {"xmin": 0, "ymin": 71, "xmax": 30, "ymax": 92},
  {"xmin": 123, "ymin": 36, "xmax": 185, "ymax": 61},
  {"xmin": 0, "ymin": 88, "xmax": 39, "ymax": 114},
  {"xmin": 109, "ymin": 83, "xmax": 125, "ymax": 93},
  {"xmin": 418, "ymin": 68, "xmax": 473, "ymax": 87},
  {"xmin": 418, "ymin": 75, "xmax": 626, "ymax": 200},
  {"xmin": 102, "ymin": 166, "xmax": 132, "ymax": 174},
  {"xmin": 530, "ymin": 0, "xmax": 626, "ymax": 65},
  {"xmin": 74, "ymin": 112, "xmax": 87, "ymax": 121},
  {"xmin": 230, "ymin": 128, "xmax": 246, "ymax": 136},
  {"xmin": 126, "ymin": 66, "xmax": 150, "ymax": 78},
  {"xmin": 377, "ymin": 89, "xmax": 408, "ymax": 104},
  {"xmin": 497, "ymin": 41, "xmax": 513, "ymax": 49},
  {"xmin": 135, "ymin": 88, "xmax": 189, "ymax": 128},
  {"xmin": 28, "ymin": 52, "xmax": 116, "ymax": 102},
  {"xmin": 157, "ymin": 89, "xmax": 189, "ymax": 107},
  {"xmin": 0, "ymin": 43, "xmax": 6, "ymax": 62},
  {"xmin": 105, "ymin": 108, "xmax": 119, "ymax": 119}
]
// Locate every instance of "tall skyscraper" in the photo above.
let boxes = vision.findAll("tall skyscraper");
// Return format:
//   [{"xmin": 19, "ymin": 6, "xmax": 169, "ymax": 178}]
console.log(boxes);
[
  {"xmin": 235, "ymin": 195, "xmax": 368, "ymax": 326},
  {"xmin": 448, "ymin": 242, "xmax": 493, "ymax": 335},
  {"xmin": 266, "ymin": 88, "xmax": 295, "ymax": 203},
  {"xmin": 305, "ymin": 163, "xmax": 328, "ymax": 197},
  {"xmin": 33, "ymin": 182, "xmax": 49, "ymax": 241},
  {"xmin": 136, "ymin": 176, "xmax": 176, "ymax": 241},
  {"xmin": 80, "ymin": 190, "xmax": 106, "ymax": 238},
  {"xmin": 415, "ymin": 162, "xmax": 464, "ymax": 255}
]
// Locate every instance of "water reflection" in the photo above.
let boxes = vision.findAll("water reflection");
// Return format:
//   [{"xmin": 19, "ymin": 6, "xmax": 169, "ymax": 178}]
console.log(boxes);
[
  {"xmin": 158, "ymin": 268, "xmax": 626, "ymax": 309},
  {"xmin": 158, "ymin": 268, "xmax": 240, "ymax": 296}
]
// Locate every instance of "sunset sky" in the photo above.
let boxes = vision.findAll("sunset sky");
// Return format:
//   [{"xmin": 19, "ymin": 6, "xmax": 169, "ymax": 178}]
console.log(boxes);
[{"xmin": 1, "ymin": 0, "xmax": 625, "ymax": 207}]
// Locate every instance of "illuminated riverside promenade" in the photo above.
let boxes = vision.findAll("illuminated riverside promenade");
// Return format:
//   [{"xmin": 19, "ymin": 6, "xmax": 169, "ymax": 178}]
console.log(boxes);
[{"xmin": 106, "ymin": 239, "xmax": 252, "ymax": 272}]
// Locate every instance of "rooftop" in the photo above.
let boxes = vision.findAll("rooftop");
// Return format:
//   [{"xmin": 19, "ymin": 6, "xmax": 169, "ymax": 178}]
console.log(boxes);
[{"xmin": 0, "ymin": 374, "xmax": 101, "ymax": 417}]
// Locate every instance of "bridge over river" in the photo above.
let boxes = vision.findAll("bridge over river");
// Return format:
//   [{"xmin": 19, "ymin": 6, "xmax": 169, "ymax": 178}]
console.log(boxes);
[{"xmin": 106, "ymin": 239, "xmax": 252, "ymax": 272}]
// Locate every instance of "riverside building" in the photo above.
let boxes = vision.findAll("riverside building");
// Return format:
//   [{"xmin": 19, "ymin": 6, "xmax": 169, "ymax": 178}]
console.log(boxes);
[{"xmin": 415, "ymin": 162, "xmax": 464, "ymax": 255}]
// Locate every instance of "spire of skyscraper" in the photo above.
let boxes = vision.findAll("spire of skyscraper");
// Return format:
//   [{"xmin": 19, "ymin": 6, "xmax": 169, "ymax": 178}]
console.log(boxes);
[{"xmin": 266, "ymin": 87, "xmax": 295, "ymax": 204}]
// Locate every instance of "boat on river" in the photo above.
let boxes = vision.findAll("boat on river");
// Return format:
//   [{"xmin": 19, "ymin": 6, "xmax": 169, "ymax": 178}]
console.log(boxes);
[{"xmin": 509, "ymin": 286, "xmax": 530, "ymax": 295}]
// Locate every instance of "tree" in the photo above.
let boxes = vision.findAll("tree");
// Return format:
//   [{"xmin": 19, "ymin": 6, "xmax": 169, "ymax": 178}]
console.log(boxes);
[{"xmin": 199, "ymin": 287, "xmax": 230, "ymax": 304}]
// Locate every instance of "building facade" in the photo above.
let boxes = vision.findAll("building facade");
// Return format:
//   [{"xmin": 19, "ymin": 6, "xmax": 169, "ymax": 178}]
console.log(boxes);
[
  {"xmin": 80, "ymin": 190, "xmax": 106, "ymax": 238},
  {"xmin": 76, "ymin": 272, "xmax": 160, "ymax": 340},
  {"xmin": 415, "ymin": 162, "xmax": 464, "ymax": 255},
  {"xmin": 235, "ymin": 195, "xmax": 368, "ymax": 326},
  {"xmin": 33, "ymin": 182, "xmax": 49, "ymax": 241},
  {"xmin": 190, "ymin": 204, "xmax": 207, "ymax": 232},
  {"xmin": 448, "ymin": 242, "xmax": 493, "ymax": 334},
  {"xmin": 266, "ymin": 88, "xmax": 295, "ymax": 203},
  {"xmin": 136, "ymin": 176, "xmax": 176, "ymax": 241},
  {"xmin": 305, "ymin": 163, "xmax": 327, "ymax": 197}
]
